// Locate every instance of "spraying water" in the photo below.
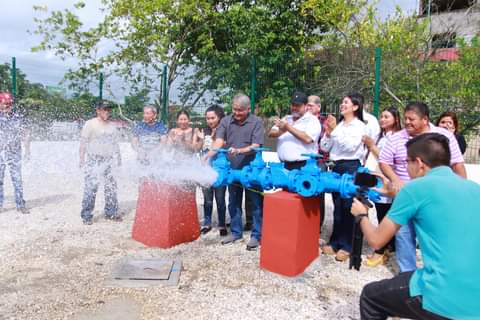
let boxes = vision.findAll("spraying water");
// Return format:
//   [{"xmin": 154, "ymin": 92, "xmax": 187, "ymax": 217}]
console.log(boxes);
[{"xmin": 23, "ymin": 140, "xmax": 218, "ymax": 188}]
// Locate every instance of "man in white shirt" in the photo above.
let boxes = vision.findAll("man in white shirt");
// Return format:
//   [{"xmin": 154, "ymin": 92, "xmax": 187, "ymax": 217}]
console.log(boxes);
[
  {"xmin": 268, "ymin": 92, "xmax": 321, "ymax": 170},
  {"xmin": 79, "ymin": 101, "xmax": 122, "ymax": 225}
]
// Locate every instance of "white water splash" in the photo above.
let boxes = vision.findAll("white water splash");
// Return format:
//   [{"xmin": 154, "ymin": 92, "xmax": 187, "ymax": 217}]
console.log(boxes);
[{"xmin": 23, "ymin": 141, "xmax": 218, "ymax": 187}]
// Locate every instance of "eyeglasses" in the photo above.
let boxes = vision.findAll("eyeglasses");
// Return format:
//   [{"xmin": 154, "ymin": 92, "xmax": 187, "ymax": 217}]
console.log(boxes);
[{"xmin": 407, "ymin": 157, "xmax": 425, "ymax": 164}]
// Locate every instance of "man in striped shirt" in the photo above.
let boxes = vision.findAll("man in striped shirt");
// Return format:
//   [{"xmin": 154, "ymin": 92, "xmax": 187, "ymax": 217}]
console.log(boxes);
[{"xmin": 379, "ymin": 102, "xmax": 466, "ymax": 272}]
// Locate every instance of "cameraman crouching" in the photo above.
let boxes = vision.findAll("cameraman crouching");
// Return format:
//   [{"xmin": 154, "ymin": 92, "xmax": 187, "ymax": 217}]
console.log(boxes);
[{"xmin": 351, "ymin": 133, "xmax": 480, "ymax": 320}]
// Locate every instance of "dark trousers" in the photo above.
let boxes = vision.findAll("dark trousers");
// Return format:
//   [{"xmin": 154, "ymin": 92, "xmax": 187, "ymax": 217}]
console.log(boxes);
[
  {"xmin": 317, "ymin": 162, "xmax": 327, "ymax": 228},
  {"xmin": 202, "ymin": 186, "xmax": 227, "ymax": 227},
  {"xmin": 228, "ymin": 184, "xmax": 263, "ymax": 240},
  {"xmin": 80, "ymin": 156, "xmax": 118, "ymax": 220},
  {"xmin": 374, "ymin": 202, "xmax": 395, "ymax": 254},
  {"xmin": 283, "ymin": 160, "xmax": 307, "ymax": 171},
  {"xmin": 318, "ymin": 193, "xmax": 325, "ymax": 228},
  {"xmin": 329, "ymin": 159, "xmax": 360, "ymax": 252},
  {"xmin": 245, "ymin": 191, "xmax": 253, "ymax": 225},
  {"xmin": 360, "ymin": 271, "xmax": 450, "ymax": 320},
  {"xmin": 0, "ymin": 149, "xmax": 25, "ymax": 209}
]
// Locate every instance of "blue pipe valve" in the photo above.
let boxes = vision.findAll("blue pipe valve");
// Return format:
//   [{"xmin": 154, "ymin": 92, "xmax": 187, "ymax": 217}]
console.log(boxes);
[{"xmin": 211, "ymin": 148, "xmax": 382, "ymax": 202}]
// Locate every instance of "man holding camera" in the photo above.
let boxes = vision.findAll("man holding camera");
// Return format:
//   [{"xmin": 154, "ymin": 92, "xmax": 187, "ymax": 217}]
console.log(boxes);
[{"xmin": 352, "ymin": 133, "xmax": 480, "ymax": 320}]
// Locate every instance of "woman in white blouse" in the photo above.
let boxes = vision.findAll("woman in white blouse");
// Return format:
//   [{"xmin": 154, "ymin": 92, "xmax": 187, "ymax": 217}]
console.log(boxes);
[{"xmin": 320, "ymin": 93, "xmax": 367, "ymax": 262}]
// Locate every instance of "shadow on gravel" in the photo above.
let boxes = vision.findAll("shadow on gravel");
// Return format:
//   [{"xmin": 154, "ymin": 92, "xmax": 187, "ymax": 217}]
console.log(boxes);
[{"xmin": 27, "ymin": 194, "xmax": 74, "ymax": 207}]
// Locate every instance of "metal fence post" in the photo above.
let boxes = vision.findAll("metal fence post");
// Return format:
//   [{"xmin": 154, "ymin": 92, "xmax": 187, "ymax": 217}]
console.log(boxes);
[
  {"xmin": 11, "ymin": 57, "xmax": 16, "ymax": 105},
  {"xmin": 99, "ymin": 72, "xmax": 104, "ymax": 101},
  {"xmin": 162, "ymin": 64, "xmax": 168, "ymax": 123},
  {"xmin": 250, "ymin": 57, "xmax": 256, "ymax": 113},
  {"xmin": 373, "ymin": 48, "xmax": 382, "ymax": 118}
]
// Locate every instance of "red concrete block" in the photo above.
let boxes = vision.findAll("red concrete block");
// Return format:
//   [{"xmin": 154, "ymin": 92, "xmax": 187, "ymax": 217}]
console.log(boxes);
[
  {"xmin": 260, "ymin": 191, "xmax": 320, "ymax": 277},
  {"xmin": 132, "ymin": 180, "xmax": 200, "ymax": 248}
]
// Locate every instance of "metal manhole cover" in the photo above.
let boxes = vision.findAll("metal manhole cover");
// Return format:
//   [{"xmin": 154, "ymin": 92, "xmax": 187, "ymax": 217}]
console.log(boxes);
[{"xmin": 113, "ymin": 259, "xmax": 173, "ymax": 280}]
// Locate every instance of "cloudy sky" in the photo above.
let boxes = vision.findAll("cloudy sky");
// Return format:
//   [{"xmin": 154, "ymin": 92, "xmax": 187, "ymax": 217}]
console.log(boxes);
[{"xmin": 0, "ymin": 0, "xmax": 419, "ymax": 100}]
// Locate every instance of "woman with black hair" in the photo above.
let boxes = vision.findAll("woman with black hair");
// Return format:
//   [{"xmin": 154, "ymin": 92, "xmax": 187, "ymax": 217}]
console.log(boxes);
[
  {"xmin": 199, "ymin": 105, "xmax": 228, "ymax": 236},
  {"xmin": 320, "ymin": 93, "xmax": 367, "ymax": 262},
  {"xmin": 362, "ymin": 106, "xmax": 402, "ymax": 266},
  {"xmin": 167, "ymin": 110, "xmax": 203, "ymax": 154}
]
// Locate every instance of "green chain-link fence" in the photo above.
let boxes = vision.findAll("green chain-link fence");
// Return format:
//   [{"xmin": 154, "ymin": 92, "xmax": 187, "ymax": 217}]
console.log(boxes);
[
  {"xmin": 3, "ymin": 44, "xmax": 479, "ymax": 163},
  {"xmin": 174, "ymin": 46, "xmax": 479, "ymax": 163}
]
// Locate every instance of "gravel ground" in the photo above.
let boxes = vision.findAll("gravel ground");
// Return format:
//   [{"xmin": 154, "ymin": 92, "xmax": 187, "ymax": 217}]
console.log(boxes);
[{"xmin": 0, "ymin": 141, "xmax": 397, "ymax": 320}]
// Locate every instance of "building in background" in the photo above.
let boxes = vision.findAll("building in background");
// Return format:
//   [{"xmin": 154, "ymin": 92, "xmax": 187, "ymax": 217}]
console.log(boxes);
[{"xmin": 419, "ymin": 0, "xmax": 480, "ymax": 56}]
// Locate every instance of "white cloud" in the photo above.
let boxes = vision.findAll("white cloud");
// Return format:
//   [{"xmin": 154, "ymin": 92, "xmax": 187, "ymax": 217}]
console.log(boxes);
[{"xmin": 0, "ymin": 0, "xmax": 104, "ymax": 86}]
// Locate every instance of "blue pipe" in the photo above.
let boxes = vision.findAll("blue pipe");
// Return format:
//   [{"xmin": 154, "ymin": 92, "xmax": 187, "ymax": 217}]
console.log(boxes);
[{"xmin": 211, "ymin": 148, "xmax": 381, "ymax": 201}]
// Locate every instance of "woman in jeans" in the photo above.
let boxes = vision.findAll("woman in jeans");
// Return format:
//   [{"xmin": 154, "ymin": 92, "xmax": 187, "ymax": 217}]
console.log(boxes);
[
  {"xmin": 199, "ymin": 105, "xmax": 228, "ymax": 236},
  {"xmin": 320, "ymin": 93, "xmax": 367, "ymax": 262},
  {"xmin": 363, "ymin": 107, "xmax": 402, "ymax": 266}
]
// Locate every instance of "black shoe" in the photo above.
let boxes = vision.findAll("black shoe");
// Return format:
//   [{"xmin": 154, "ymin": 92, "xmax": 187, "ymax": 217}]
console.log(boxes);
[
  {"xmin": 17, "ymin": 207, "xmax": 30, "ymax": 214},
  {"xmin": 105, "ymin": 215, "xmax": 122, "ymax": 222},
  {"xmin": 83, "ymin": 218, "xmax": 93, "ymax": 225},
  {"xmin": 244, "ymin": 222, "xmax": 253, "ymax": 231},
  {"xmin": 201, "ymin": 226, "xmax": 212, "ymax": 235},
  {"xmin": 219, "ymin": 228, "xmax": 228, "ymax": 237}
]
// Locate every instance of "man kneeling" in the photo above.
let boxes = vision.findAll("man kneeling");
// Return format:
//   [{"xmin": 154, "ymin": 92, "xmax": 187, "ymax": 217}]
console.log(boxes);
[{"xmin": 351, "ymin": 133, "xmax": 480, "ymax": 320}]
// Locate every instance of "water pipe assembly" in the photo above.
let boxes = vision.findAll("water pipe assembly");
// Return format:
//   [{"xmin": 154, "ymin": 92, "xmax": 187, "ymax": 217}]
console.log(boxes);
[{"xmin": 211, "ymin": 148, "xmax": 381, "ymax": 200}]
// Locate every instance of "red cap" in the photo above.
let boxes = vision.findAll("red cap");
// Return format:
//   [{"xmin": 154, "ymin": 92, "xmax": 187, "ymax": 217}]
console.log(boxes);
[{"xmin": 0, "ymin": 92, "xmax": 13, "ymax": 105}]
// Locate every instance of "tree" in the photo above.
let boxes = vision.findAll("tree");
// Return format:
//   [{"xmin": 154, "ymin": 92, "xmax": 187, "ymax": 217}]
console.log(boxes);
[{"xmin": 32, "ymin": 0, "xmax": 365, "ymax": 113}]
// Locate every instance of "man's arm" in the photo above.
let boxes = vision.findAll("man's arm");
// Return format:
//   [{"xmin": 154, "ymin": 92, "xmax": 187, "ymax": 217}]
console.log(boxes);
[
  {"xmin": 204, "ymin": 137, "xmax": 225, "ymax": 160},
  {"xmin": 79, "ymin": 139, "xmax": 87, "ymax": 168},
  {"xmin": 284, "ymin": 123, "xmax": 313, "ymax": 144},
  {"xmin": 115, "ymin": 142, "xmax": 121, "ymax": 166},
  {"xmin": 23, "ymin": 129, "xmax": 31, "ymax": 160},
  {"xmin": 274, "ymin": 118, "xmax": 313, "ymax": 144},
  {"xmin": 379, "ymin": 162, "xmax": 405, "ymax": 191},
  {"xmin": 268, "ymin": 117, "xmax": 286, "ymax": 138},
  {"xmin": 268, "ymin": 127, "xmax": 284, "ymax": 138},
  {"xmin": 351, "ymin": 198, "xmax": 401, "ymax": 250},
  {"xmin": 131, "ymin": 136, "xmax": 140, "ymax": 152},
  {"xmin": 228, "ymin": 143, "xmax": 260, "ymax": 156},
  {"xmin": 452, "ymin": 162, "xmax": 467, "ymax": 178}
]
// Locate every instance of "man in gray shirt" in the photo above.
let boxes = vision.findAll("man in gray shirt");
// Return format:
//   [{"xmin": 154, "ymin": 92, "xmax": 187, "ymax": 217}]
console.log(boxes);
[{"xmin": 205, "ymin": 93, "xmax": 265, "ymax": 250}]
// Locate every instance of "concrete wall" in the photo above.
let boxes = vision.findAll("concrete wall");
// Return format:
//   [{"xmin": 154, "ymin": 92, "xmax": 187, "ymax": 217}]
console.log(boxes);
[{"xmin": 422, "ymin": 5, "xmax": 480, "ymax": 42}]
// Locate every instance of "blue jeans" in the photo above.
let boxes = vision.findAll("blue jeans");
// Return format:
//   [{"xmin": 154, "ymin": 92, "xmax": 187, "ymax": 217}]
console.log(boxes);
[
  {"xmin": 80, "ymin": 156, "xmax": 118, "ymax": 220},
  {"xmin": 0, "ymin": 149, "xmax": 25, "ymax": 209},
  {"xmin": 395, "ymin": 221, "xmax": 417, "ymax": 272},
  {"xmin": 228, "ymin": 184, "xmax": 263, "ymax": 240},
  {"xmin": 202, "ymin": 186, "xmax": 226, "ymax": 227},
  {"xmin": 329, "ymin": 159, "xmax": 361, "ymax": 253}
]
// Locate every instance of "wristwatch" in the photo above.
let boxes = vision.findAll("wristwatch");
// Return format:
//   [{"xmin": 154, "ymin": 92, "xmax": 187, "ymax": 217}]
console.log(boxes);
[{"xmin": 355, "ymin": 213, "xmax": 369, "ymax": 223}]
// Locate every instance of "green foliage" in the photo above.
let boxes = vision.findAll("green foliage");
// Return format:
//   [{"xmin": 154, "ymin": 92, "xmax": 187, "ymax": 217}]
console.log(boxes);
[
  {"xmin": 31, "ymin": 0, "xmax": 480, "ymax": 135},
  {"xmin": 0, "ymin": 62, "xmax": 98, "ymax": 122},
  {"xmin": 32, "ymin": 0, "xmax": 364, "ymax": 114}
]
